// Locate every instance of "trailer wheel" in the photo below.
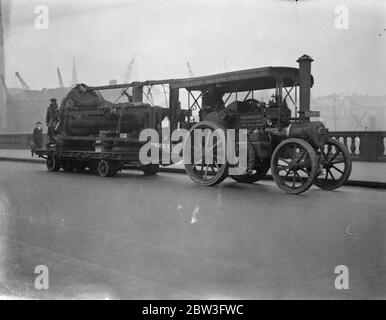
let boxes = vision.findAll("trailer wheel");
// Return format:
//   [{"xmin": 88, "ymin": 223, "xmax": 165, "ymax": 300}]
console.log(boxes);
[
  {"xmin": 270, "ymin": 138, "xmax": 318, "ymax": 194},
  {"xmin": 143, "ymin": 164, "xmax": 159, "ymax": 176},
  {"xmin": 46, "ymin": 156, "xmax": 61, "ymax": 172},
  {"xmin": 97, "ymin": 160, "xmax": 116, "ymax": 177}
]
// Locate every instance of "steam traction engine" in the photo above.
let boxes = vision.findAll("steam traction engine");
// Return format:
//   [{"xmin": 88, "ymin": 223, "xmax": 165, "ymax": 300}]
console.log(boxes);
[
  {"xmin": 178, "ymin": 55, "xmax": 352, "ymax": 194},
  {"xmin": 35, "ymin": 54, "xmax": 351, "ymax": 194}
]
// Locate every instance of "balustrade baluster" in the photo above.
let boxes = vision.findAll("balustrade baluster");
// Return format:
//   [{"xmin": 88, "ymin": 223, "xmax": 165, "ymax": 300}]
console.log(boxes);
[
  {"xmin": 346, "ymin": 136, "xmax": 352, "ymax": 154},
  {"xmin": 355, "ymin": 136, "xmax": 360, "ymax": 156}
]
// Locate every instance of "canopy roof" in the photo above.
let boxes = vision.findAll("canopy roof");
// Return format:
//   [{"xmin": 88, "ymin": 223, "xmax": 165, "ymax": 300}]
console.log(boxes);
[
  {"xmin": 170, "ymin": 66, "xmax": 314, "ymax": 92},
  {"xmin": 90, "ymin": 66, "xmax": 314, "ymax": 93}
]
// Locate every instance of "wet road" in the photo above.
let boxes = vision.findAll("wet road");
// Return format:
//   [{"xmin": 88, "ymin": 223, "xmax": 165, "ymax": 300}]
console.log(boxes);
[{"xmin": 0, "ymin": 161, "xmax": 385, "ymax": 299}]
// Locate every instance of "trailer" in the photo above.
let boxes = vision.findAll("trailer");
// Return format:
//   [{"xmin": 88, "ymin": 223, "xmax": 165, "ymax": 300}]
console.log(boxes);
[{"xmin": 35, "ymin": 87, "xmax": 169, "ymax": 176}]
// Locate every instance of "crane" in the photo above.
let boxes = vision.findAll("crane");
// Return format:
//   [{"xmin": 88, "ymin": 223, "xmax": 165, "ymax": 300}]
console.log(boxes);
[
  {"xmin": 71, "ymin": 58, "xmax": 78, "ymax": 85},
  {"xmin": 186, "ymin": 62, "xmax": 194, "ymax": 77},
  {"xmin": 14, "ymin": 71, "xmax": 40, "ymax": 115},
  {"xmin": 123, "ymin": 55, "xmax": 136, "ymax": 84},
  {"xmin": 57, "ymin": 67, "xmax": 64, "ymax": 88},
  {"xmin": 0, "ymin": 75, "xmax": 10, "ymax": 97},
  {"xmin": 15, "ymin": 71, "xmax": 31, "ymax": 91}
]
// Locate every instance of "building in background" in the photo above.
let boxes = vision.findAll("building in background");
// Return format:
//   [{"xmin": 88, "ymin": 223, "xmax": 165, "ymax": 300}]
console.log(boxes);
[{"xmin": 312, "ymin": 94, "xmax": 386, "ymax": 131}]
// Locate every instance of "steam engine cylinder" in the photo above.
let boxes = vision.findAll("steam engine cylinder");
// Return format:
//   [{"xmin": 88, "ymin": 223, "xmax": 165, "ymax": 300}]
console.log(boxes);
[{"xmin": 283, "ymin": 121, "xmax": 328, "ymax": 147}]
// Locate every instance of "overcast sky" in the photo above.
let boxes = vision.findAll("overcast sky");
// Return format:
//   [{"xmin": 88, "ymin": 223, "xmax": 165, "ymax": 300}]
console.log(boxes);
[{"xmin": 2, "ymin": 0, "xmax": 386, "ymax": 96}]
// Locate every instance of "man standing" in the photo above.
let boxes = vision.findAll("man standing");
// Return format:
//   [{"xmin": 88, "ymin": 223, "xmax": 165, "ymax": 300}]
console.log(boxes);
[
  {"xmin": 31, "ymin": 121, "xmax": 43, "ymax": 156},
  {"xmin": 46, "ymin": 98, "xmax": 58, "ymax": 139}
]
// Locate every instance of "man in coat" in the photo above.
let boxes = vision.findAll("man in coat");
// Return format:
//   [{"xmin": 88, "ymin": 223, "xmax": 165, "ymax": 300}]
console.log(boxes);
[
  {"xmin": 31, "ymin": 121, "xmax": 43, "ymax": 156},
  {"xmin": 46, "ymin": 98, "xmax": 58, "ymax": 139}
]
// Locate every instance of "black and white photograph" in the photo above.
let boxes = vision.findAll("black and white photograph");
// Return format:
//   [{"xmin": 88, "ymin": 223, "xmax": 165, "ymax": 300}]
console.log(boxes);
[{"xmin": 0, "ymin": 0, "xmax": 385, "ymax": 304}]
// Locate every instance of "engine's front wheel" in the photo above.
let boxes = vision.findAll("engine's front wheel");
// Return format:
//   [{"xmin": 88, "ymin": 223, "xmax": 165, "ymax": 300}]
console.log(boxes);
[
  {"xmin": 314, "ymin": 138, "xmax": 352, "ymax": 190},
  {"xmin": 270, "ymin": 138, "xmax": 318, "ymax": 194}
]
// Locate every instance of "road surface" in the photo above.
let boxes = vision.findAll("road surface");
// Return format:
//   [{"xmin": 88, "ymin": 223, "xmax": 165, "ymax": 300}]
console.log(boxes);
[{"xmin": 0, "ymin": 161, "xmax": 385, "ymax": 299}]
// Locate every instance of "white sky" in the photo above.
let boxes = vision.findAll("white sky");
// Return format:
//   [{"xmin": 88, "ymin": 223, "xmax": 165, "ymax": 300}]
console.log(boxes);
[{"xmin": 3, "ymin": 0, "xmax": 386, "ymax": 96}]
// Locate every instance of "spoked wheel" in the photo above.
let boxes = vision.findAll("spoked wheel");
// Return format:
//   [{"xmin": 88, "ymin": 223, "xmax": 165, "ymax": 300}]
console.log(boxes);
[
  {"xmin": 271, "ymin": 138, "xmax": 318, "ymax": 194},
  {"xmin": 97, "ymin": 160, "xmax": 117, "ymax": 177},
  {"xmin": 46, "ymin": 156, "xmax": 61, "ymax": 172},
  {"xmin": 62, "ymin": 160, "xmax": 74, "ymax": 172},
  {"xmin": 314, "ymin": 138, "xmax": 352, "ymax": 190},
  {"xmin": 143, "ymin": 164, "xmax": 159, "ymax": 176},
  {"xmin": 184, "ymin": 121, "xmax": 228, "ymax": 186}
]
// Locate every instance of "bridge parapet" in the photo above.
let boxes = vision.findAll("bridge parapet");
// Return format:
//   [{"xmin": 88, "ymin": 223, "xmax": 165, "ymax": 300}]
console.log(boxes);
[
  {"xmin": 0, "ymin": 134, "xmax": 33, "ymax": 149},
  {"xmin": 0, "ymin": 132, "xmax": 385, "ymax": 162},
  {"xmin": 329, "ymin": 131, "xmax": 386, "ymax": 162}
]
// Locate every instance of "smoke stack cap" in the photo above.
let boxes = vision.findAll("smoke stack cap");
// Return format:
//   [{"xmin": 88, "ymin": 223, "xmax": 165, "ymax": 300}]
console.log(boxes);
[{"xmin": 297, "ymin": 54, "xmax": 314, "ymax": 63}]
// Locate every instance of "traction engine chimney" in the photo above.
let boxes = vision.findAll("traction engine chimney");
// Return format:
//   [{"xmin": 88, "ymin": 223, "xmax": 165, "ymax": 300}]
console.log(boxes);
[{"xmin": 297, "ymin": 54, "xmax": 313, "ymax": 120}]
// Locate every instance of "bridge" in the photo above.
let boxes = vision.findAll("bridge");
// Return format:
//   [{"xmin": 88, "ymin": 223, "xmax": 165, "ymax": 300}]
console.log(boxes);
[{"xmin": 0, "ymin": 133, "xmax": 385, "ymax": 299}]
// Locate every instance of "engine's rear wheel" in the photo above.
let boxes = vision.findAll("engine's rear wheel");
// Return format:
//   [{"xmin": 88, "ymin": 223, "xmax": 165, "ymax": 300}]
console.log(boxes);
[
  {"xmin": 314, "ymin": 138, "xmax": 352, "ymax": 190},
  {"xmin": 270, "ymin": 138, "xmax": 318, "ymax": 194},
  {"xmin": 46, "ymin": 156, "xmax": 61, "ymax": 172},
  {"xmin": 184, "ymin": 121, "xmax": 228, "ymax": 186}
]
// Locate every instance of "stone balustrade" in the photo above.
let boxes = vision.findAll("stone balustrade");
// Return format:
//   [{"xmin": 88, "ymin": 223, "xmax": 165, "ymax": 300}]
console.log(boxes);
[{"xmin": 0, "ymin": 132, "xmax": 385, "ymax": 162}]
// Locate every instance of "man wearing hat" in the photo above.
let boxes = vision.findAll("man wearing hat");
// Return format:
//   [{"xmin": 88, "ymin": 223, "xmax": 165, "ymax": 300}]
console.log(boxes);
[
  {"xmin": 31, "ymin": 121, "xmax": 43, "ymax": 156},
  {"xmin": 46, "ymin": 98, "xmax": 59, "ymax": 139}
]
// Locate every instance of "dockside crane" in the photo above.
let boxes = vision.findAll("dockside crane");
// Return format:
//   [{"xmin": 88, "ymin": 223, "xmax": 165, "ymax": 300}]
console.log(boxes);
[
  {"xmin": 0, "ymin": 75, "xmax": 10, "ymax": 97},
  {"xmin": 123, "ymin": 55, "xmax": 136, "ymax": 84},
  {"xmin": 57, "ymin": 67, "xmax": 64, "ymax": 88},
  {"xmin": 15, "ymin": 71, "xmax": 39, "ymax": 114},
  {"xmin": 15, "ymin": 71, "xmax": 31, "ymax": 91},
  {"xmin": 186, "ymin": 62, "xmax": 194, "ymax": 77}
]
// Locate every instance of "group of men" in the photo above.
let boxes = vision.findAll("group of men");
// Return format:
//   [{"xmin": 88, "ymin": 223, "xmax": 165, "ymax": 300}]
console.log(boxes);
[{"xmin": 31, "ymin": 97, "xmax": 59, "ymax": 155}]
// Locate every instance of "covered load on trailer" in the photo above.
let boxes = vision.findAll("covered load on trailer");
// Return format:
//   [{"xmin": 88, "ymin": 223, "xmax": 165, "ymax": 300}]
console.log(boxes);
[
  {"xmin": 37, "ymin": 83, "xmax": 169, "ymax": 177},
  {"xmin": 55, "ymin": 83, "xmax": 168, "ymax": 137}
]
